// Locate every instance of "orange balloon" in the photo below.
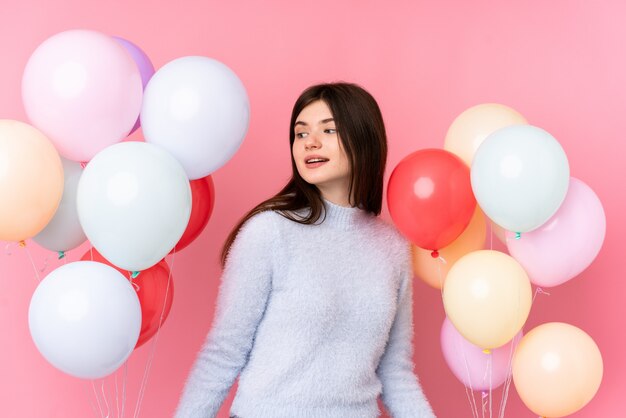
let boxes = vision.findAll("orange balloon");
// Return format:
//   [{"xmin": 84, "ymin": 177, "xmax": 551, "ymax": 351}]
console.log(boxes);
[
  {"xmin": 412, "ymin": 207, "xmax": 486, "ymax": 289},
  {"xmin": 513, "ymin": 322, "xmax": 603, "ymax": 417},
  {"xmin": 443, "ymin": 250, "xmax": 532, "ymax": 349},
  {"xmin": 0, "ymin": 120, "xmax": 63, "ymax": 241},
  {"xmin": 444, "ymin": 103, "xmax": 527, "ymax": 167}
]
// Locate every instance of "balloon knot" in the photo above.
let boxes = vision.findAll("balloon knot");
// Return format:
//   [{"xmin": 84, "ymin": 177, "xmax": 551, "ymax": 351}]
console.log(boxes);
[
  {"xmin": 515, "ymin": 232, "xmax": 521, "ymax": 240},
  {"xmin": 482, "ymin": 348, "xmax": 491, "ymax": 354},
  {"xmin": 58, "ymin": 251, "xmax": 65, "ymax": 260},
  {"xmin": 18, "ymin": 240, "xmax": 26, "ymax": 248},
  {"xmin": 431, "ymin": 250, "xmax": 439, "ymax": 258},
  {"xmin": 131, "ymin": 271, "xmax": 140, "ymax": 279},
  {"xmin": 80, "ymin": 161, "xmax": 87, "ymax": 168}
]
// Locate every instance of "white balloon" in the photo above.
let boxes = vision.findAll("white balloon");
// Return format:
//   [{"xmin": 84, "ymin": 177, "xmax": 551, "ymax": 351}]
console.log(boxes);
[
  {"xmin": 33, "ymin": 157, "xmax": 87, "ymax": 252},
  {"xmin": 77, "ymin": 142, "xmax": 191, "ymax": 271},
  {"xmin": 471, "ymin": 125, "xmax": 569, "ymax": 233},
  {"xmin": 141, "ymin": 56, "xmax": 250, "ymax": 180},
  {"xmin": 28, "ymin": 261, "xmax": 141, "ymax": 379}
]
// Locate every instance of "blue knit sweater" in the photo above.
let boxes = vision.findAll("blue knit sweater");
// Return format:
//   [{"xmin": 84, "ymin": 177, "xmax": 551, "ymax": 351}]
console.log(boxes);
[{"xmin": 174, "ymin": 198, "xmax": 435, "ymax": 418}]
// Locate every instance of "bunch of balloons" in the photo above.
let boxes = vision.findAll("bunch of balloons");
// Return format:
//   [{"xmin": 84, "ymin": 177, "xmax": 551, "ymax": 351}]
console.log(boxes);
[
  {"xmin": 0, "ymin": 29, "xmax": 246, "ymax": 380},
  {"xmin": 387, "ymin": 103, "xmax": 604, "ymax": 417}
]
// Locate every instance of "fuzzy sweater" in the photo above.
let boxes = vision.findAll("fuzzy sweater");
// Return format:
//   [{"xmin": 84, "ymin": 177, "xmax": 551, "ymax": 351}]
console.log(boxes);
[{"xmin": 174, "ymin": 198, "xmax": 435, "ymax": 418}]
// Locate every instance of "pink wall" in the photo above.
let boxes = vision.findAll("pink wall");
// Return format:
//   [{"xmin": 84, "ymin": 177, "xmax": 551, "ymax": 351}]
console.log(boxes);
[{"xmin": 1, "ymin": 1, "xmax": 624, "ymax": 417}]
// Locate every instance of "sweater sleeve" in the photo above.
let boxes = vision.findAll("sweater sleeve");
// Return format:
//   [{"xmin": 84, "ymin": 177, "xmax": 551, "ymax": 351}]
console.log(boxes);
[
  {"xmin": 174, "ymin": 211, "xmax": 276, "ymax": 418},
  {"xmin": 376, "ymin": 243, "xmax": 436, "ymax": 418}
]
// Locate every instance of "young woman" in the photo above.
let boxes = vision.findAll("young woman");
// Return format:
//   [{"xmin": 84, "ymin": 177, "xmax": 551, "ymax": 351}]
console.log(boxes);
[{"xmin": 174, "ymin": 82, "xmax": 435, "ymax": 418}]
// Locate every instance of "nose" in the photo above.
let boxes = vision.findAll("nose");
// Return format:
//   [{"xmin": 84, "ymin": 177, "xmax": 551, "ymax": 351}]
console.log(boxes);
[{"xmin": 304, "ymin": 131, "xmax": 321, "ymax": 150}]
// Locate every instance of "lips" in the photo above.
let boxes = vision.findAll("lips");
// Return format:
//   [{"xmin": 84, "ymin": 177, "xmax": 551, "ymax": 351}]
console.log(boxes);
[{"xmin": 304, "ymin": 155, "xmax": 329, "ymax": 164}]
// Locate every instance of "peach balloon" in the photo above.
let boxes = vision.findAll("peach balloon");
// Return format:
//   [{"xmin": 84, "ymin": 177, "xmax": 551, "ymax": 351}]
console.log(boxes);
[
  {"xmin": 0, "ymin": 120, "xmax": 63, "ymax": 241},
  {"xmin": 412, "ymin": 207, "xmax": 486, "ymax": 289},
  {"xmin": 444, "ymin": 103, "xmax": 527, "ymax": 167},
  {"xmin": 443, "ymin": 250, "xmax": 532, "ymax": 349},
  {"xmin": 513, "ymin": 322, "xmax": 603, "ymax": 417}
]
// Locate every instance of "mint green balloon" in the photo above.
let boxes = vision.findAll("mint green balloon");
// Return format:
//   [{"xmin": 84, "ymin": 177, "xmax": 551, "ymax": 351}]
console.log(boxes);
[{"xmin": 471, "ymin": 125, "xmax": 569, "ymax": 233}]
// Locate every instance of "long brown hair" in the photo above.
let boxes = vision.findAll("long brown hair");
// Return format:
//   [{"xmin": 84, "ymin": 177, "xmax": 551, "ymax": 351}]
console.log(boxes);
[{"xmin": 220, "ymin": 82, "xmax": 388, "ymax": 268}]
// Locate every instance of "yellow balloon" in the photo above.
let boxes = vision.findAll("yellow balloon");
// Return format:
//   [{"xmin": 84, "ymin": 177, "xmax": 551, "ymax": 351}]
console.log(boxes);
[
  {"xmin": 513, "ymin": 322, "xmax": 603, "ymax": 418},
  {"xmin": 442, "ymin": 250, "xmax": 531, "ymax": 349},
  {"xmin": 412, "ymin": 207, "xmax": 486, "ymax": 289},
  {"xmin": 444, "ymin": 103, "xmax": 527, "ymax": 166},
  {"xmin": 0, "ymin": 120, "xmax": 63, "ymax": 241}
]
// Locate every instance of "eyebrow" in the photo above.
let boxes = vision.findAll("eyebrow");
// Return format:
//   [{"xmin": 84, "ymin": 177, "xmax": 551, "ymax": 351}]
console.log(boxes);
[{"xmin": 294, "ymin": 118, "xmax": 335, "ymax": 127}]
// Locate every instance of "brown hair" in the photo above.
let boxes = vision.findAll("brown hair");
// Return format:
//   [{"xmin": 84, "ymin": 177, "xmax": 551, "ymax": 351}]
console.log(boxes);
[{"xmin": 219, "ymin": 82, "xmax": 388, "ymax": 268}]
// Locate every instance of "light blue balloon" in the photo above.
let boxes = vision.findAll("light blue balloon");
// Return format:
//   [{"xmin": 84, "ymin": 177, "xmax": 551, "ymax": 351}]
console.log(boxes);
[{"xmin": 471, "ymin": 125, "xmax": 569, "ymax": 233}]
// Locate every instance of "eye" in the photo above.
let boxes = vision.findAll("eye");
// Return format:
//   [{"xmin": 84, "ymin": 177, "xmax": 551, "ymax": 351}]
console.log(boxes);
[
  {"xmin": 325, "ymin": 129, "xmax": 336, "ymax": 134},
  {"xmin": 296, "ymin": 132, "xmax": 308, "ymax": 138}
]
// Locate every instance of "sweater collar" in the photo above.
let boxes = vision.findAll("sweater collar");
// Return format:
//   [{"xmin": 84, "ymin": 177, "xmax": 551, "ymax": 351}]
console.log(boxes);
[{"xmin": 319, "ymin": 197, "xmax": 368, "ymax": 230}]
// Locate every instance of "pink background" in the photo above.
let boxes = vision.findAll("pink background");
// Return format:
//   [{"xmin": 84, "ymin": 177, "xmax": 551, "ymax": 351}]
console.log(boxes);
[{"xmin": 1, "ymin": 1, "xmax": 624, "ymax": 417}]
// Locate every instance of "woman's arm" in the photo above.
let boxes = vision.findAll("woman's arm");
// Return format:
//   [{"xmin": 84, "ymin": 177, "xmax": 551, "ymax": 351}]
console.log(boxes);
[
  {"xmin": 376, "ymin": 244, "xmax": 436, "ymax": 418},
  {"xmin": 174, "ymin": 211, "xmax": 276, "ymax": 418}
]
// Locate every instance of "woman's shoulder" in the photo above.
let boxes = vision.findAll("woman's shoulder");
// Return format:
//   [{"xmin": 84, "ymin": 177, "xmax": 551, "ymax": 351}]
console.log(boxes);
[{"xmin": 369, "ymin": 216, "xmax": 410, "ymax": 248}]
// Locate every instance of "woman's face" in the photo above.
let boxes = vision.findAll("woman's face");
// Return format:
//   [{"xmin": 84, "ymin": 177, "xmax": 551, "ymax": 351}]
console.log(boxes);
[{"xmin": 292, "ymin": 100, "xmax": 352, "ymax": 202}]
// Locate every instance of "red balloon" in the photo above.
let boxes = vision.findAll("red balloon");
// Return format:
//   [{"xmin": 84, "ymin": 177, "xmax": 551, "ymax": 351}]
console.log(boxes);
[
  {"xmin": 171, "ymin": 175, "xmax": 215, "ymax": 253},
  {"xmin": 387, "ymin": 149, "xmax": 476, "ymax": 252},
  {"xmin": 80, "ymin": 248, "xmax": 174, "ymax": 349}
]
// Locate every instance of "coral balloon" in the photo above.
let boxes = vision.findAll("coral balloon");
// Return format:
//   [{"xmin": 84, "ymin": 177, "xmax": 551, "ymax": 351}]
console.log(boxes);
[
  {"xmin": 388, "ymin": 149, "xmax": 476, "ymax": 252},
  {"xmin": 412, "ymin": 207, "xmax": 486, "ymax": 289},
  {"xmin": 441, "ymin": 317, "xmax": 522, "ymax": 391},
  {"xmin": 443, "ymin": 250, "xmax": 532, "ymax": 349},
  {"xmin": 444, "ymin": 103, "xmax": 527, "ymax": 167},
  {"xmin": 513, "ymin": 323, "xmax": 603, "ymax": 417},
  {"xmin": 81, "ymin": 248, "xmax": 174, "ymax": 349},
  {"xmin": 0, "ymin": 120, "xmax": 63, "ymax": 241},
  {"xmin": 506, "ymin": 177, "xmax": 606, "ymax": 287},
  {"xmin": 172, "ymin": 175, "xmax": 215, "ymax": 253},
  {"xmin": 22, "ymin": 30, "xmax": 142, "ymax": 162}
]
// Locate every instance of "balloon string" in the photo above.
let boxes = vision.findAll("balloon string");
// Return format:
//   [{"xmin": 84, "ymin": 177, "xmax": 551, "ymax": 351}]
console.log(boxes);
[
  {"xmin": 21, "ymin": 242, "xmax": 41, "ymax": 283},
  {"xmin": 489, "ymin": 353, "xmax": 493, "ymax": 418},
  {"xmin": 92, "ymin": 380, "xmax": 104, "ymax": 417},
  {"xmin": 498, "ymin": 333, "xmax": 517, "ymax": 418},
  {"xmin": 532, "ymin": 287, "xmax": 551, "ymax": 305},
  {"xmin": 101, "ymin": 379, "xmax": 110, "ymax": 418},
  {"xmin": 457, "ymin": 317, "xmax": 479, "ymax": 418},
  {"xmin": 121, "ymin": 361, "xmax": 128, "ymax": 418},
  {"xmin": 133, "ymin": 249, "xmax": 176, "ymax": 418},
  {"xmin": 83, "ymin": 380, "xmax": 100, "ymax": 417},
  {"xmin": 115, "ymin": 368, "xmax": 120, "ymax": 418}
]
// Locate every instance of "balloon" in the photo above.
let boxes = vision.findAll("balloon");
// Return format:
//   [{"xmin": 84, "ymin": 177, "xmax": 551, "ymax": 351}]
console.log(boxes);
[
  {"xmin": 441, "ymin": 317, "xmax": 522, "ymax": 391},
  {"xmin": 76, "ymin": 142, "xmax": 192, "ymax": 272},
  {"xmin": 412, "ymin": 207, "xmax": 486, "ymax": 289},
  {"xmin": 172, "ymin": 175, "xmax": 216, "ymax": 253},
  {"xmin": 471, "ymin": 125, "xmax": 569, "ymax": 233},
  {"xmin": 141, "ymin": 56, "xmax": 250, "ymax": 179},
  {"xmin": 22, "ymin": 29, "xmax": 142, "ymax": 162},
  {"xmin": 0, "ymin": 120, "xmax": 63, "ymax": 241},
  {"xmin": 28, "ymin": 261, "xmax": 141, "ymax": 379},
  {"xmin": 513, "ymin": 322, "xmax": 603, "ymax": 417},
  {"xmin": 387, "ymin": 149, "xmax": 476, "ymax": 252},
  {"xmin": 506, "ymin": 177, "xmax": 605, "ymax": 287},
  {"xmin": 33, "ymin": 158, "xmax": 87, "ymax": 252},
  {"xmin": 444, "ymin": 103, "xmax": 527, "ymax": 166},
  {"xmin": 81, "ymin": 248, "xmax": 173, "ymax": 349},
  {"xmin": 112, "ymin": 36, "xmax": 155, "ymax": 135},
  {"xmin": 443, "ymin": 250, "xmax": 532, "ymax": 349}
]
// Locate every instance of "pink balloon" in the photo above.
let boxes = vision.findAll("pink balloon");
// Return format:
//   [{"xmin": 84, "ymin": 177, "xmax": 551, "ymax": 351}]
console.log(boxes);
[
  {"xmin": 506, "ymin": 177, "xmax": 606, "ymax": 287},
  {"xmin": 22, "ymin": 30, "xmax": 143, "ymax": 162},
  {"xmin": 441, "ymin": 317, "xmax": 522, "ymax": 391}
]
